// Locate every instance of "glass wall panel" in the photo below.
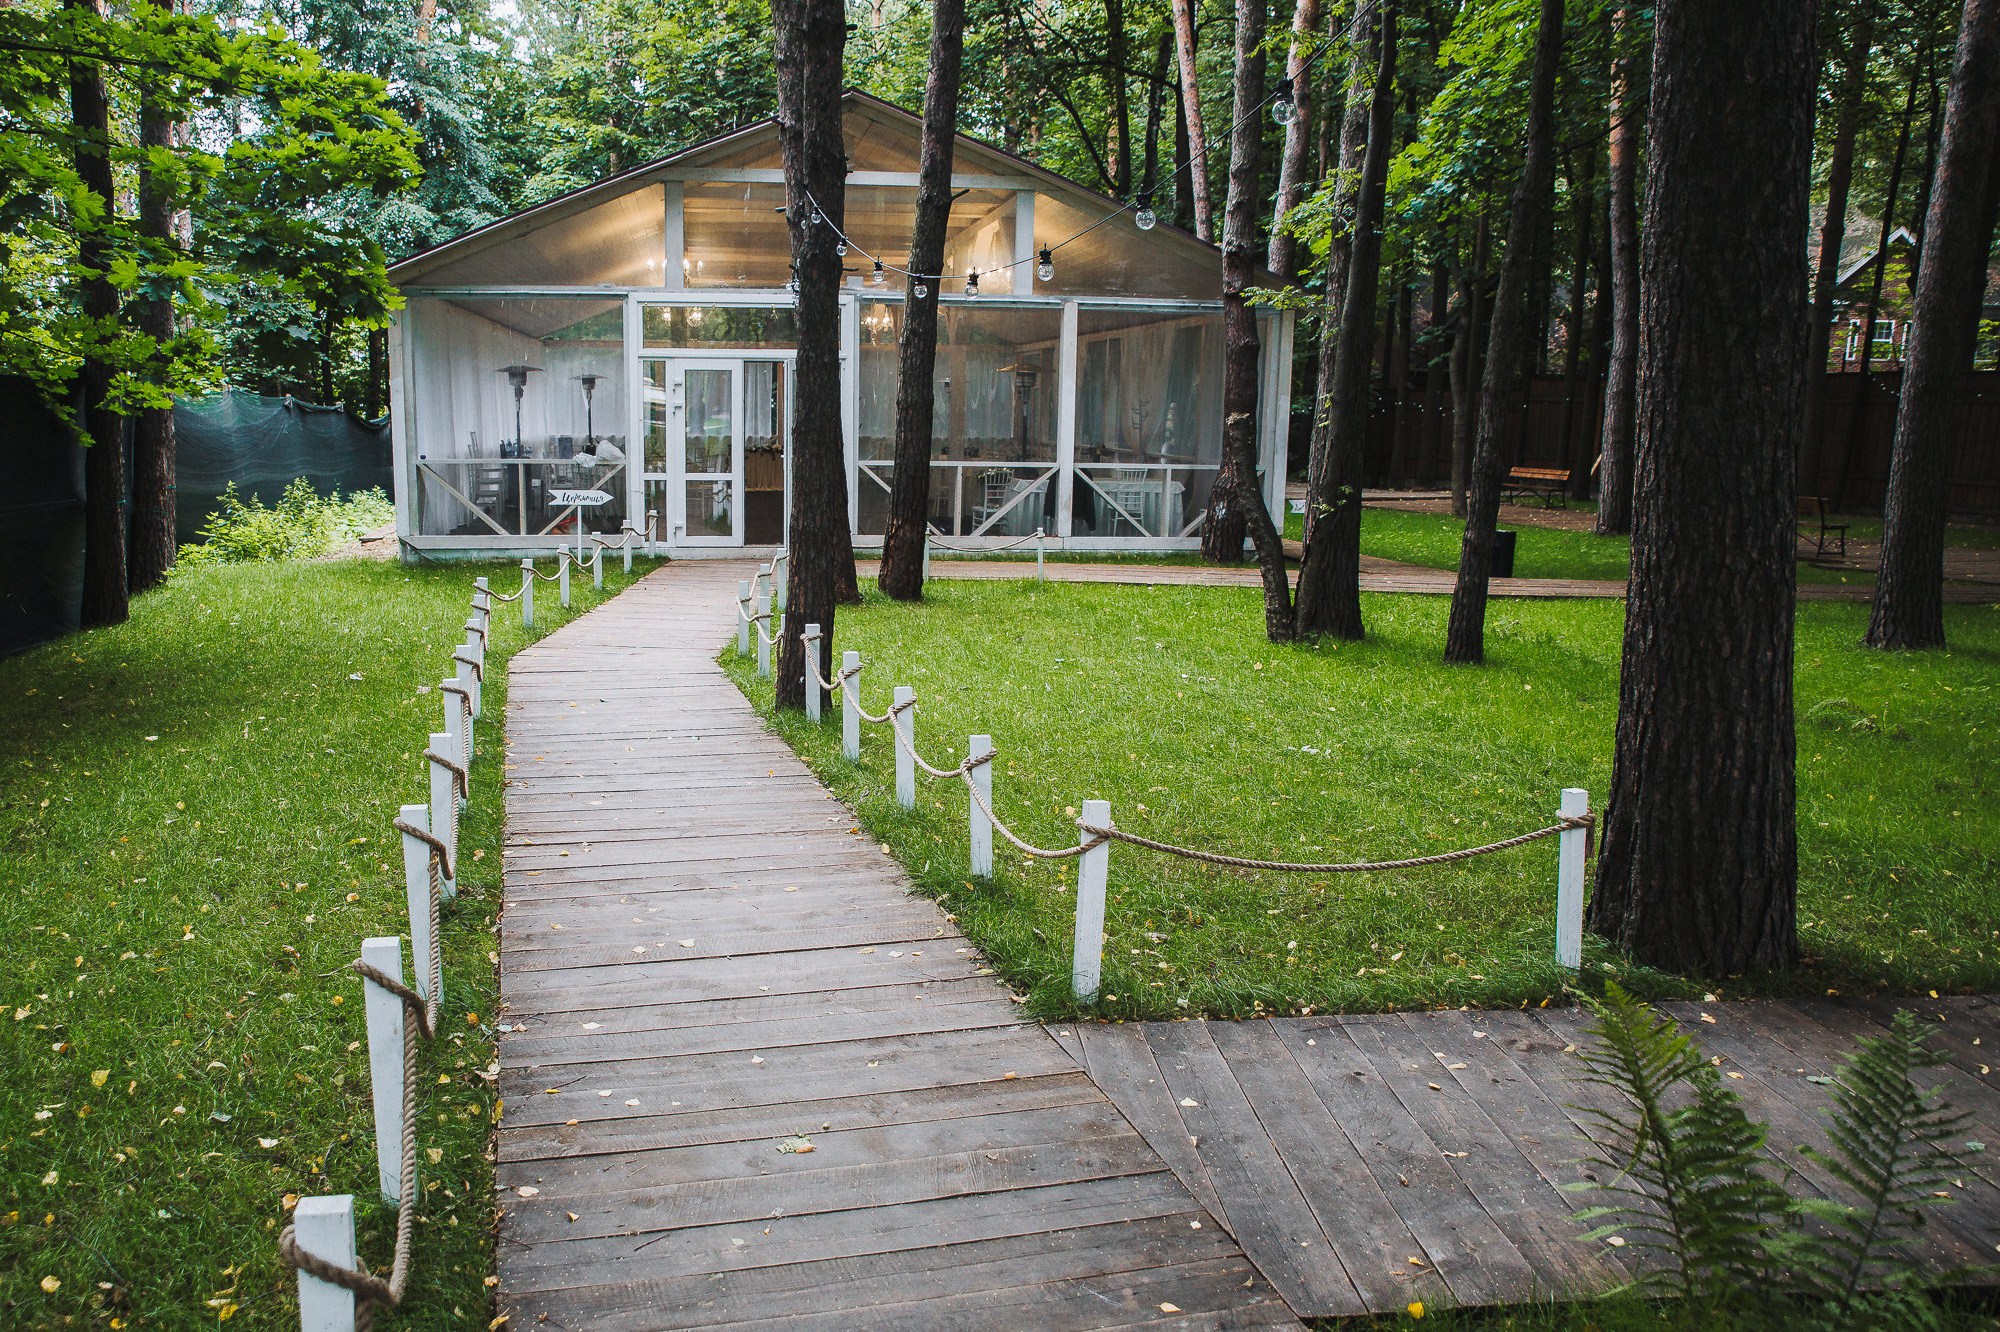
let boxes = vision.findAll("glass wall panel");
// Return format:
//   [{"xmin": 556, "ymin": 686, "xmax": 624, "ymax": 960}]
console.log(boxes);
[
  {"xmin": 412, "ymin": 184, "xmax": 665, "ymax": 287},
  {"xmin": 642, "ymin": 305, "xmax": 798, "ymax": 347},
  {"xmin": 406, "ymin": 296, "xmax": 629, "ymax": 538},
  {"xmin": 1071, "ymin": 306, "xmax": 1223, "ymax": 538},
  {"xmin": 1034, "ymin": 193, "xmax": 1221, "ymax": 300},
  {"xmin": 682, "ymin": 182, "xmax": 790, "ymax": 287}
]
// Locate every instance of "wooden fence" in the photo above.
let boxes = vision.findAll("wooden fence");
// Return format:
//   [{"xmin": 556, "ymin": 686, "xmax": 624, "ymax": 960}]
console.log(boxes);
[{"xmin": 1310, "ymin": 369, "xmax": 2000, "ymax": 515}]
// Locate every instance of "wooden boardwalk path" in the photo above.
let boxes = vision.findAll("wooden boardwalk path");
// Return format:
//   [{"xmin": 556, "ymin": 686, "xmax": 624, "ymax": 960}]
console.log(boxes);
[
  {"xmin": 1070, "ymin": 999, "xmax": 2000, "ymax": 1317},
  {"xmin": 491, "ymin": 562, "xmax": 1298, "ymax": 1330}
]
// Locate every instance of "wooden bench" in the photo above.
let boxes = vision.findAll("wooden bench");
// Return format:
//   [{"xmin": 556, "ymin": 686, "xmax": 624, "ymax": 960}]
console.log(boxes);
[
  {"xmin": 1797, "ymin": 495, "xmax": 1849, "ymax": 558},
  {"xmin": 1502, "ymin": 466, "xmax": 1571, "ymax": 508}
]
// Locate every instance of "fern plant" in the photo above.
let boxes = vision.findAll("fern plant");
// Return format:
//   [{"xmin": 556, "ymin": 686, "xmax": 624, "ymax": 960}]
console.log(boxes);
[
  {"xmin": 1568, "ymin": 982, "xmax": 1788, "ymax": 1305},
  {"xmin": 1569, "ymin": 986, "xmax": 1985, "ymax": 1328}
]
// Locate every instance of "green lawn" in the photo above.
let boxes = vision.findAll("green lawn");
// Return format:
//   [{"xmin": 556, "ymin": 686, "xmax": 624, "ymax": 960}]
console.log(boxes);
[
  {"xmin": 0, "ymin": 555, "xmax": 653, "ymax": 1329},
  {"xmin": 727, "ymin": 578, "xmax": 1999, "ymax": 1022}
]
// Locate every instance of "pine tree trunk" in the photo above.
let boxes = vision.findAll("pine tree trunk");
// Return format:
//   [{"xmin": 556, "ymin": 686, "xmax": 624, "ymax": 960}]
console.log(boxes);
[
  {"xmin": 71, "ymin": 0, "xmax": 126, "ymax": 628},
  {"xmin": 1293, "ymin": 1, "xmax": 1394, "ymax": 638},
  {"xmin": 1560, "ymin": 146, "xmax": 1597, "ymax": 499},
  {"xmin": 1173, "ymin": 61, "xmax": 1196, "ymax": 231},
  {"xmin": 366, "ymin": 326, "xmax": 388, "ymax": 420},
  {"xmin": 773, "ymin": 0, "xmax": 849, "ymax": 708},
  {"xmin": 1586, "ymin": 0, "xmax": 1814, "ymax": 976},
  {"xmin": 1835, "ymin": 70, "xmax": 1919, "ymax": 507},
  {"xmin": 1105, "ymin": 0, "xmax": 1132, "ymax": 197},
  {"xmin": 1443, "ymin": 0, "xmax": 1564, "ymax": 665},
  {"xmin": 1202, "ymin": 0, "xmax": 1292, "ymax": 618},
  {"xmin": 129, "ymin": 25, "xmax": 179, "ymax": 597},
  {"xmin": 1866, "ymin": 0, "xmax": 2000, "ymax": 651},
  {"xmin": 1386, "ymin": 282, "xmax": 1412, "ymax": 483},
  {"xmin": 876, "ymin": 0, "xmax": 965, "ymax": 602},
  {"xmin": 1170, "ymin": 0, "xmax": 1215, "ymax": 240},
  {"xmin": 1421, "ymin": 259, "xmax": 1447, "ymax": 480},
  {"xmin": 1298, "ymin": 0, "xmax": 1375, "ymax": 547},
  {"xmin": 1141, "ymin": 33, "xmax": 1170, "ymax": 199},
  {"xmin": 1449, "ymin": 218, "xmax": 1488, "ymax": 519},
  {"xmin": 1595, "ymin": 5, "xmax": 1644, "ymax": 535},
  {"xmin": 1267, "ymin": 0, "xmax": 1322, "ymax": 279}
]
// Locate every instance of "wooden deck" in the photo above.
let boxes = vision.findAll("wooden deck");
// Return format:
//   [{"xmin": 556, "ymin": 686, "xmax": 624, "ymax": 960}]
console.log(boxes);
[
  {"xmin": 1070, "ymin": 1000, "xmax": 2000, "ymax": 1317},
  {"xmin": 491, "ymin": 562, "xmax": 1298, "ymax": 1330}
]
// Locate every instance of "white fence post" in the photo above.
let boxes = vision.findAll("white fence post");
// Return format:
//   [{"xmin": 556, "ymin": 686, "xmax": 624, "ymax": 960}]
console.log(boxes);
[
  {"xmin": 969, "ymin": 734, "xmax": 994, "ymax": 878},
  {"xmin": 593, "ymin": 544, "xmax": 604, "ymax": 590},
  {"xmin": 921, "ymin": 533, "xmax": 931, "ymax": 583},
  {"xmin": 428, "ymin": 734, "xmax": 457, "ymax": 900},
  {"xmin": 802, "ymin": 624, "xmax": 822, "ymax": 722},
  {"xmin": 1556, "ymin": 787, "xmax": 1588, "ymax": 969},
  {"xmin": 737, "ymin": 580, "xmax": 752, "ymax": 655},
  {"xmin": 472, "ymin": 575, "xmax": 490, "ymax": 616},
  {"xmin": 399, "ymin": 804, "xmax": 440, "ymax": 1006},
  {"xmin": 1072, "ymin": 800, "xmax": 1111, "ymax": 1003},
  {"xmin": 773, "ymin": 551, "xmax": 787, "ymax": 611},
  {"xmin": 622, "ymin": 528, "xmax": 634, "ymax": 574},
  {"xmin": 455, "ymin": 649, "xmax": 481, "ymax": 721},
  {"xmin": 892, "ymin": 686, "xmax": 915, "ymax": 809},
  {"xmin": 520, "ymin": 559, "xmax": 535, "ymax": 628},
  {"xmin": 1036, "ymin": 529, "xmax": 1046, "ymax": 581},
  {"xmin": 293, "ymin": 1195, "xmax": 357, "ymax": 1332},
  {"xmin": 359, "ymin": 937, "xmax": 405, "ymax": 1204},
  {"xmin": 755, "ymin": 592, "xmax": 772, "ymax": 678},
  {"xmin": 841, "ymin": 651, "xmax": 861, "ymax": 762},
  {"xmin": 442, "ymin": 677, "xmax": 469, "ymax": 789},
  {"xmin": 558, "ymin": 553, "xmax": 571, "ymax": 608}
]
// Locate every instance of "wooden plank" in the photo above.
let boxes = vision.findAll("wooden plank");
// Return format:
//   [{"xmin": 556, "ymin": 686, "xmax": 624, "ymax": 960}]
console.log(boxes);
[{"xmin": 1075, "ymin": 1023, "xmax": 1227, "ymax": 1226}]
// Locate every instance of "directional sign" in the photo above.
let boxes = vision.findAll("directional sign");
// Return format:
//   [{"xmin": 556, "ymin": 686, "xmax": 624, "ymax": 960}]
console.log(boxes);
[{"xmin": 549, "ymin": 489, "xmax": 612, "ymax": 507}]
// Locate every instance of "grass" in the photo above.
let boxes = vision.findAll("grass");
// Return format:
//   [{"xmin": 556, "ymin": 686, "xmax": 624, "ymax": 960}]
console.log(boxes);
[
  {"xmin": 0, "ymin": 554, "xmax": 655, "ymax": 1330},
  {"xmin": 1318, "ymin": 1290, "xmax": 2000, "ymax": 1329},
  {"xmin": 726, "ymin": 577, "xmax": 2000, "ymax": 1022}
]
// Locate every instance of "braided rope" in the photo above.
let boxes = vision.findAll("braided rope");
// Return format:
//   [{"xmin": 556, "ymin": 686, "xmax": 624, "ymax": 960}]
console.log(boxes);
[
  {"xmin": 843, "ymin": 677, "xmax": 896, "ymax": 724},
  {"xmin": 964, "ymin": 770, "xmax": 1103, "ymax": 860},
  {"xmin": 392, "ymin": 816, "xmax": 454, "ymax": 882},
  {"xmin": 451, "ymin": 651, "xmax": 482, "ymax": 682},
  {"xmin": 1074, "ymin": 813, "xmax": 1593, "ymax": 874},
  {"xmin": 925, "ymin": 527, "xmax": 1046, "ymax": 554},
  {"xmin": 440, "ymin": 682, "xmax": 471, "ymax": 704},
  {"xmin": 425, "ymin": 748, "xmax": 469, "ymax": 800},
  {"xmin": 754, "ymin": 616, "xmax": 784, "ymax": 646},
  {"xmin": 486, "ymin": 585, "xmax": 524, "ymax": 603},
  {"xmin": 529, "ymin": 565, "xmax": 566, "ymax": 583},
  {"xmin": 888, "ymin": 713, "xmax": 995, "ymax": 781}
]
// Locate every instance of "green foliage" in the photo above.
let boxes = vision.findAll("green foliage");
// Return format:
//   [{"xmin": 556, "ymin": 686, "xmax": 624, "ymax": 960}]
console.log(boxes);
[
  {"xmin": 1572, "ymin": 987, "xmax": 1986, "ymax": 1327},
  {"xmin": 1569, "ymin": 983, "xmax": 1789, "ymax": 1301},
  {"xmin": 175, "ymin": 479, "xmax": 396, "ymax": 569}
]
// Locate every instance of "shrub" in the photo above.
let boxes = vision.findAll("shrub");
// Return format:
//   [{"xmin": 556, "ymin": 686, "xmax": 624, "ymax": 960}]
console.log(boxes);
[{"xmin": 176, "ymin": 478, "xmax": 395, "ymax": 568}]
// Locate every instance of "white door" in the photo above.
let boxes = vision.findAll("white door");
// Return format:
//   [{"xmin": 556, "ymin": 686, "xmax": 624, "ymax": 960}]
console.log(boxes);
[{"xmin": 675, "ymin": 362, "xmax": 742, "ymax": 546}]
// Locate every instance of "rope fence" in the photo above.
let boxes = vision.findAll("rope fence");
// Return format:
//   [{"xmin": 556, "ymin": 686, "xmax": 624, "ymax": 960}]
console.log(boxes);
[
  {"xmin": 772, "ymin": 604, "xmax": 1595, "ymax": 1001},
  {"xmin": 279, "ymin": 542, "xmax": 634, "ymax": 1330}
]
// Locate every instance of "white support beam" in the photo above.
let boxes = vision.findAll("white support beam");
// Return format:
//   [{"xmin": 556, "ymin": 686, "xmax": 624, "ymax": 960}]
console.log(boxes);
[{"xmin": 1055, "ymin": 301, "xmax": 1079, "ymax": 537}]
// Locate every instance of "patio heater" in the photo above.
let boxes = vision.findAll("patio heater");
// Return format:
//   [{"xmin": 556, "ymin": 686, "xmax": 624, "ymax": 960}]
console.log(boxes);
[
  {"xmin": 576, "ymin": 372, "xmax": 603, "ymax": 448},
  {"xmin": 496, "ymin": 364, "xmax": 541, "ymax": 455},
  {"xmin": 996, "ymin": 362, "xmax": 1039, "ymax": 461}
]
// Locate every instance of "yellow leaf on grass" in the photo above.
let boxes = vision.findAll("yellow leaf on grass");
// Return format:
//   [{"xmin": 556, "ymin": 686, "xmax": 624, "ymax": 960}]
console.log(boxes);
[
  {"xmin": 41, "ymin": 1275, "xmax": 60, "ymax": 1293},
  {"xmin": 90, "ymin": 1070, "xmax": 109, "ymax": 1088}
]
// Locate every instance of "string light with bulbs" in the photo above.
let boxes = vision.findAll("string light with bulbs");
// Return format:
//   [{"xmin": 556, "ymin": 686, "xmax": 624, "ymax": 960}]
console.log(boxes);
[{"xmin": 787, "ymin": 34, "xmax": 1329, "ymax": 295}]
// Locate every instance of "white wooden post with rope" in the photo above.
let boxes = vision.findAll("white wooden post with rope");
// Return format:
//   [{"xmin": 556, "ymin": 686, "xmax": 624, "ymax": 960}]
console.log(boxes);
[
  {"xmin": 398, "ymin": 805, "xmax": 440, "ymax": 1007},
  {"xmin": 802, "ymin": 623, "xmax": 822, "ymax": 722},
  {"xmin": 892, "ymin": 686, "xmax": 915, "ymax": 809},
  {"xmin": 737, "ymin": 580, "xmax": 752, "ymax": 655},
  {"xmin": 293, "ymin": 1195, "xmax": 357, "ymax": 1332},
  {"xmin": 558, "ymin": 551, "xmax": 571, "ymax": 607},
  {"xmin": 426, "ymin": 734, "xmax": 458, "ymax": 900},
  {"xmin": 360, "ymin": 937, "xmax": 405, "ymax": 1203},
  {"xmin": 969, "ymin": 734, "xmax": 994, "ymax": 877},
  {"xmin": 841, "ymin": 651, "xmax": 861, "ymax": 761},
  {"xmin": 519, "ymin": 558, "xmax": 534, "ymax": 628},
  {"xmin": 1072, "ymin": 799, "xmax": 1111, "ymax": 1003},
  {"xmin": 1557, "ymin": 788, "xmax": 1588, "ymax": 969},
  {"xmin": 755, "ymin": 590, "xmax": 772, "ymax": 678},
  {"xmin": 441, "ymin": 678, "xmax": 468, "ymax": 797}
]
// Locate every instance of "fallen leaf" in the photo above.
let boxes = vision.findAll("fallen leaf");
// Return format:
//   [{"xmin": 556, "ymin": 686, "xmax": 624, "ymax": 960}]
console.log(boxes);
[
  {"xmin": 40, "ymin": 1275, "xmax": 59, "ymax": 1294},
  {"xmin": 1159, "ymin": 1303, "xmax": 1181, "ymax": 1314},
  {"xmin": 90, "ymin": 1069, "xmax": 109, "ymax": 1088},
  {"xmin": 515, "ymin": 1186, "xmax": 539, "ymax": 1198}
]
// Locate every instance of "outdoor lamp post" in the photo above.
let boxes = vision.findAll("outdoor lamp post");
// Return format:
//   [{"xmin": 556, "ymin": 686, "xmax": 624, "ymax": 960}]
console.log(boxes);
[{"xmin": 577, "ymin": 372, "xmax": 602, "ymax": 447}]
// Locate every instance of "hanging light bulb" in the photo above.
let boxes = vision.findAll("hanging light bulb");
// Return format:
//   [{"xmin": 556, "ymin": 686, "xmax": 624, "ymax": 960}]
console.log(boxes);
[
  {"xmin": 913, "ymin": 278, "xmax": 929, "ymax": 299},
  {"xmin": 1270, "ymin": 76, "xmax": 1296, "ymax": 125},
  {"xmin": 1134, "ymin": 196, "xmax": 1157, "ymax": 230},
  {"xmin": 870, "ymin": 258, "xmax": 886, "ymax": 287},
  {"xmin": 965, "ymin": 270, "xmax": 980, "ymax": 297},
  {"xmin": 835, "ymin": 239, "xmax": 848, "ymax": 256},
  {"xmin": 1036, "ymin": 247, "xmax": 1054, "ymax": 283},
  {"xmin": 808, "ymin": 208, "xmax": 824, "ymax": 228}
]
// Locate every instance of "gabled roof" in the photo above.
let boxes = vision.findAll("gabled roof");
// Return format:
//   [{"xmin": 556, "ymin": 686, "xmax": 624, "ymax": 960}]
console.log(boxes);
[{"xmin": 389, "ymin": 89, "xmax": 1225, "ymax": 290}]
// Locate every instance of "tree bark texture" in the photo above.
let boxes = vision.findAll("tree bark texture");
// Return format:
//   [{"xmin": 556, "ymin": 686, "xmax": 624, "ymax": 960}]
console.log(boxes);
[
  {"xmin": 1267, "ymin": 0, "xmax": 1323, "ymax": 278},
  {"xmin": 1560, "ymin": 146, "xmax": 1597, "ymax": 499},
  {"xmin": 1299, "ymin": 0, "xmax": 1375, "ymax": 546},
  {"xmin": 876, "ymin": 0, "xmax": 965, "ymax": 602},
  {"xmin": 1443, "ymin": 0, "xmax": 1564, "ymax": 664},
  {"xmin": 1202, "ymin": 0, "xmax": 1292, "ymax": 630},
  {"xmin": 1294, "ymin": 1, "xmax": 1395, "ymax": 640},
  {"xmin": 1449, "ymin": 216, "xmax": 1488, "ymax": 518},
  {"xmin": 1105, "ymin": 0, "xmax": 1132, "ymax": 196},
  {"xmin": 1865, "ymin": 0, "xmax": 2000, "ymax": 651},
  {"xmin": 129, "ymin": 32, "xmax": 179, "ymax": 596},
  {"xmin": 1170, "ymin": 0, "xmax": 1215, "ymax": 239},
  {"xmin": 1801, "ymin": 2, "xmax": 1874, "ymax": 494},
  {"xmin": 1587, "ymin": 0, "xmax": 1815, "ymax": 976},
  {"xmin": 70, "ymin": 0, "xmax": 127, "ymax": 628},
  {"xmin": 1595, "ymin": 5, "xmax": 1643, "ymax": 535},
  {"xmin": 773, "ymin": 0, "xmax": 848, "ymax": 708},
  {"xmin": 1142, "ymin": 32, "xmax": 1171, "ymax": 199}
]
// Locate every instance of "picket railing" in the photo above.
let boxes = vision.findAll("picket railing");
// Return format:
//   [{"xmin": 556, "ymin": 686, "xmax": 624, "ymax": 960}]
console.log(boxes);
[
  {"xmin": 279, "ymin": 542, "xmax": 639, "ymax": 1331},
  {"xmin": 763, "ymin": 610, "xmax": 1592, "ymax": 1003}
]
